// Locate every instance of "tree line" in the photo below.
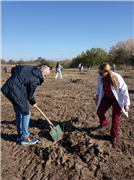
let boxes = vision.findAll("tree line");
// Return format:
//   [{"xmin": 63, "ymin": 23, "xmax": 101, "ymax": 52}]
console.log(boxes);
[
  {"xmin": 70, "ymin": 38, "xmax": 134, "ymax": 68},
  {"xmin": 1, "ymin": 38, "xmax": 134, "ymax": 68},
  {"xmin": 1, "ymin": 57, "xmax": 72, "ymax": 68}
]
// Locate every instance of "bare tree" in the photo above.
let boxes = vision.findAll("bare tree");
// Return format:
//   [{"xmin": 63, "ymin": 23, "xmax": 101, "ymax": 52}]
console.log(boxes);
[{"xmin": 109, "ymin": 38, "xmax": 134, "ymax": 65}]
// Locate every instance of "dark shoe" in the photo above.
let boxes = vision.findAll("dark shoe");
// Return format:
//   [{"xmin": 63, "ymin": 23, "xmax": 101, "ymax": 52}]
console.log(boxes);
[
  {"xmin": 20, "ymin": 137, "xmax": 39, "ymax": 145},
  {"xmin": 98, "ymin": 125, "xmax": 102, "ymax": 129},
  {"xmin": 16, "ymin": 135, "xmax": 22, "ymax": 142},
  {"xmin": 111, "ymin": 138, "xmax": 117, "ymax": 144}
]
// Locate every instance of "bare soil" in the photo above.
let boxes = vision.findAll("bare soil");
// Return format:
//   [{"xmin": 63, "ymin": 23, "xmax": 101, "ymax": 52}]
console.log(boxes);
[{"xmin": 1, "ymin": 66, "xmax": 134, "ymax": 180}]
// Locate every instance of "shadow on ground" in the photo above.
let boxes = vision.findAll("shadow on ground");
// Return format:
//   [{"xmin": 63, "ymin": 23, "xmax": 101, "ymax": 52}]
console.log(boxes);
[
  {"xmin": 128, "ymin": 90, "xmax": 134, "ymax": 94},
  {"xmin": 1, "ymin": 118, "xmax": 111, "ymax": 143}
]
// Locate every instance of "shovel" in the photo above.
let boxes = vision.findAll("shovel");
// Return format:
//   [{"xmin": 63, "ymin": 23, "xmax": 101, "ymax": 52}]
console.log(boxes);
[{"xmin": 35, "ymin": 105, "xmax": 63, "ymax": 141}]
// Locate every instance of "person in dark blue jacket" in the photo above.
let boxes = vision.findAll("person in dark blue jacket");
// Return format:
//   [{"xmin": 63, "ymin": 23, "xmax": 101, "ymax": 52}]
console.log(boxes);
[
  {"xmin": 3, "ymin": 67, "xmax": 7, "ymax": 73},
  {"xmin": 1, "ymin": 65, "xmax": 50, "ymax": 145}
]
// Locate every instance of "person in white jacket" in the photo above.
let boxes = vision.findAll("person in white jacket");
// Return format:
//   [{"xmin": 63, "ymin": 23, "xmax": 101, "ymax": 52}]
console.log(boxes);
[
  {"xmin": 95, "ymin": 63, "xmax": 130, "ymax": 144},
  {"xmin": 55, "ymin": 62, "xmax": 63, "ymax": 80}
]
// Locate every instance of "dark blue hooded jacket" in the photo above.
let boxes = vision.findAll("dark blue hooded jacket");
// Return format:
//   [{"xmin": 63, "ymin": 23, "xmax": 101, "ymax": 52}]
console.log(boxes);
[
  {"xmin": 1, "ymin": 65, "xmax": 44, "ymax": 114},
  {"xmin": 11, "ymin": 65, "xmax": 21, "ymax": 75}
]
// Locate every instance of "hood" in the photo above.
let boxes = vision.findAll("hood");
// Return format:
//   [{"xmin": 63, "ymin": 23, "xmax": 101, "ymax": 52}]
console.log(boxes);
[{"xmin": 31, "ymin": 67, "xmax": 44, "ymax": 84}]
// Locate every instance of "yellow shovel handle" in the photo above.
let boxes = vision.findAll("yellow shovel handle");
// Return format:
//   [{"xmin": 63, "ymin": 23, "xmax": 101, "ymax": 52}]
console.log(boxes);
[{"xmin": 35, "ymin": 105, "xmax": 53, "ymax": 126}]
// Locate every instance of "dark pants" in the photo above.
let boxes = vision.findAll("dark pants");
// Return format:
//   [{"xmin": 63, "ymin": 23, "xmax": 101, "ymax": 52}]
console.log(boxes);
[{"xmin": 97, "ymin": 95, "xmax": 121, "ymax": 138}]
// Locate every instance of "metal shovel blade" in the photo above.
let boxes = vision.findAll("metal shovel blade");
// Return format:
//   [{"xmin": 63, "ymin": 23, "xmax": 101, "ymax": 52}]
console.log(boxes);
[{"xmin": 49, "ymin": 124, "xmax": 63, "ymax": 141}]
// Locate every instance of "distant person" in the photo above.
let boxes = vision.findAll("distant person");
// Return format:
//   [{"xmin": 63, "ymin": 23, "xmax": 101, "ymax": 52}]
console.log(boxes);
[
  {"xmin": 55, "ymin": 62, "xmax": 63, "ymax": 80},
  {"xmin": 78, "ymin": 63, "xmax": 81, "ymax": 72},
  {"xmin": 11, "ymin": 64, "xmax": 21, "ymax": 75},
  {"xmin": 3, "ymin": 67, "xmax": 7, "ymax": 73},
  {"xmin": 49, "ymin": 67, "xmax": 53, "ymax": 70},
  {"xmin": 1, "ymin": 65, "xmax": 50, "ymax": 145},
  {"xmin": 81, "ymin": 63, "xmax": 83, "ymax": 72},
  {"xmin": 112, "ymin": 63, "xmax": 115, "ymax": 72},
  {"xmin": 87, "ymin": 64, "xmax": 90, "ymax": 71},
  {"xmin": 95, "ymin": 63, "xmax": 130, "ymax": 144}
]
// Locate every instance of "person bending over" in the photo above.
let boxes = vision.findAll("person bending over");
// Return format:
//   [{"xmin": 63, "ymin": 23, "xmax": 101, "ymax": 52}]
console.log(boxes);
[{"xmin": 1, "ymin": 65, "xmax": 50, "ymax": 145}]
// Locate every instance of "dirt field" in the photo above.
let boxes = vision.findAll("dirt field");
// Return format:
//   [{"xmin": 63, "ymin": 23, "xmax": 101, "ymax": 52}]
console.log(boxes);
[{"xmin": 1, "ymin": 65, "xmax": 134, "ymax": 180}]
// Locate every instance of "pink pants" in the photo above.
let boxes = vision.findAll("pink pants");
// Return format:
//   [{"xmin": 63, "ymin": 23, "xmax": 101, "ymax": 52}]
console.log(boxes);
[{"xmin": 97, "ymin": 95, "xmax": 121, "ymax": 138}]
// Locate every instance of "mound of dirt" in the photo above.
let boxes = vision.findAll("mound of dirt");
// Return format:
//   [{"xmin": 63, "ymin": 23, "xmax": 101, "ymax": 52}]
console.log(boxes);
[{"xmin": 32, "ymin": 131, "xmax": 111, "ymax": 180}]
